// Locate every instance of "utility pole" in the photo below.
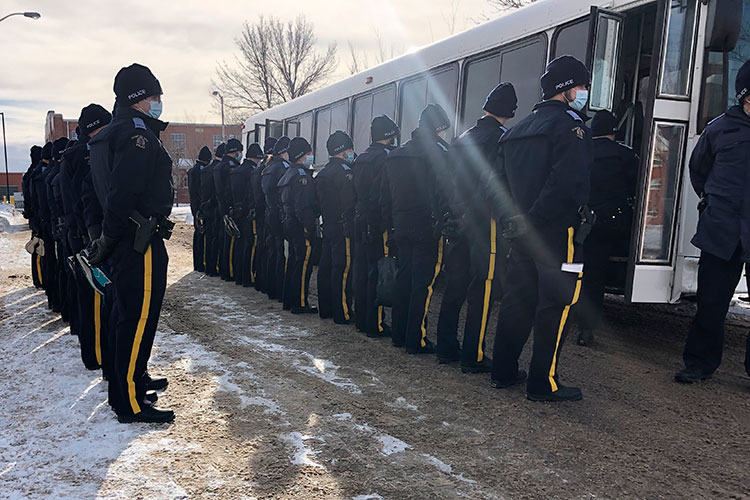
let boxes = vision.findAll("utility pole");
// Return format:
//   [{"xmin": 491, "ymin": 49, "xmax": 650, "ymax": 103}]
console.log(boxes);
[{"xmin": 212, "ymin": 91, "xmax": 225, "ymax": 141}]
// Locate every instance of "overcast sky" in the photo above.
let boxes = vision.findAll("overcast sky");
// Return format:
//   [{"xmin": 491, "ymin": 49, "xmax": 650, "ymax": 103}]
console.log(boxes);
[{"xmin": 0, "ymin": 0, "xmax": 502, "ymax": 172}]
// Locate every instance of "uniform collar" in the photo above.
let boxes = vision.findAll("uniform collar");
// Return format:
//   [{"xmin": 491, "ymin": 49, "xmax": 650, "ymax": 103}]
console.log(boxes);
[
  {"xmin": 476, "ymin": 114, "xmax": 507, "ymax": 132},
  {"xmin": 115, "ymin": 106, "xmax": 169, "ymax": 133}
]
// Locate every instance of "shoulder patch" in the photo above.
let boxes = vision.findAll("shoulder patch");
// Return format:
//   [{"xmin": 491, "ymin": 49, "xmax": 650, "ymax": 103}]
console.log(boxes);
[
  {"xmin": 132, "ymin": 117, "xmax": 147, "ymax": 130},
  {"xmin": 567, "ymin": 110, "xmax": 583, "ymax": 122},
  {"xmin": 341, "ymin": 163, "xmax": 352, "ymax": 171},
  {"xmin": 572, "ymin": 126, "xmax": 586, "ymax": 140},
  {"xmin": 436, "ymin": 142, "xmax": 448, "ymax": 152},
  {"xmin": 132, "ymin": 134, "xmax": 148, "ymax": 149},
  {"xmin": 298, "ymin": 167, "xmax": 307, "ymax": 176}
]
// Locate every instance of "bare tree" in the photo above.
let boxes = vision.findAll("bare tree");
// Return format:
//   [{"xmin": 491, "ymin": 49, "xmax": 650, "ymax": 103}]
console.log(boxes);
[
  {"xmin": 347, "ymin": 40, "xmax": 369, "ymax": 75},
  {"xmin": 345, "ymin": 30, "xmax": 404, "ymax": 75},
  {"xmin": 442, "ymin": 0, "xmax": 463, "ymax": 35},
  {"xmin": 487, "ymin": 0, "xmax": 538, "ymax": 8},
  {"xmin": 212, "ymin": 15, "xmax": 337, "ymax": 120}
]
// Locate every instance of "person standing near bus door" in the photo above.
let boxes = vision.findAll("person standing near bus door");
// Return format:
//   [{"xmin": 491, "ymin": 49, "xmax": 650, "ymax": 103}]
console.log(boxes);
[
  {"xmin": 252, "ymin": 137, "xmax": 276, "ymax": 294},
  {"xmin": 278, "ymin": 137, "xmax": 319, "ymax": 314},
  {"xmin": 675, "ymin": 61, "xmax": 750, "ymax": 384},
  {"xmin": 199, "ymin": 143, "xmax": 224, "ymax": 276},
  {"xmin": 385, "ymin": 104, "xmax": 452, "ymax": 354},
  {"xmin": 188, "ymin": 146, "xmax": 211, "ymax": 272},
  {"xmin": 436, "ymin": 82, "xmax": 517, "ymax": 373},
  {"xmin": 316, "ymin": 131, "xmax": 357, "ymax": 325},
  {"xmin": 490, "ymin": 55, "xmax": 593, "ymax": 402},
  {"xmin": 353, "ymin": 116, "xmax": 400, "ymax": 338},
  {"xmin": 230, "ymin": 142, "xmax": 261, "ymax": 286},
  {"xmin": 574, "ymin": 110, "xmax": 638, "ymax": 347},
  {"xmin": 214, "ymin": 139, "xmax": 242, "ymax": 281},
  {"xmin": 262, "ymin": 137, "xmax": 291, "ymax": 302}
]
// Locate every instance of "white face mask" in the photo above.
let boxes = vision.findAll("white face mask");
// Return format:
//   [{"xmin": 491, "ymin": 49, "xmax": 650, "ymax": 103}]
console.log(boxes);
[
  {"xmin": 568, "ymin": 90, "xmax": 589, "ymax": 112},
  {"xmin": 146, "ymin": 100, "xmax": 162, "ymax": 119},
  {"xmin": 304, "ymin": 155, "xmax": 314, "ymax": 167}
]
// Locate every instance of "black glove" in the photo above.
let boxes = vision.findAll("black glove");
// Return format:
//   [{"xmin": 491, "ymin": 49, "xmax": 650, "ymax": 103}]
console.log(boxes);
[
  {"xmin": 697, "ymin": 196, "xmax": 708, "ymax": 214},
  {"xmin": 87, "ymin": 234, "xmax": 118, "ymax": 267},
  {"xmin": 502, "ymin": 214, "xmax": 528, "ymax": 240}
]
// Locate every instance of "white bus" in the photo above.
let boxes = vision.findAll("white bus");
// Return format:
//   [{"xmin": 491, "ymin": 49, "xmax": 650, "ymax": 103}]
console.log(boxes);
[{"xmin": 243, "ymin": 0, "xmax": 748, "ymax": 304}]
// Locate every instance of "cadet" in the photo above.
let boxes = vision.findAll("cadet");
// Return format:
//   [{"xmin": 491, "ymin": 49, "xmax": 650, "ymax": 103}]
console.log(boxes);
[
  {"xmin": 574, "ymin": 110, "xmax": 638, "ymax": 346},
  {"xmin": 436, "ymin": 82, "xmax": 517, "ymax": 373},
  {"xmin": 316, "ymin": 131, "xmax": 357, "ymax": 324},
  {"xmin": 215, "ymin": 140, "xmax": 243, "ymax": 281},
  {"xmin": 23, "ymin": 145, "xmax": 44, "ymax": 288},
  {"xmin": 61, "ymin": 104, "xmax": 112, "ymax": 371},
  {"xmin": 188, "ymin": 146, "xmax": 212, "ymax": 272},
  {"xmin": 46, "ymin": 137, "xmax": 71, "ymax": 321},
  {"xmin": 383, "ymin": 104, "xmax": 451, "ymax": 354},
  {"xmin": 252, "ymin": 137, "xmax": 276, "ymax": 293},
  {"xmin": 88, "ymin": 63, "xmax": 174, "ymax": 423},
  {"xmin": 199, "ymin": 143, "xmax": 224, "ymax": 276},
  {"xmin": 675, "ymin": 60, "xmax": 750, "ymax": 384},
  {"xmin": 34, "ymin": 142, "xmax": 57, "ymax": 311},
  {"xmin": 261, "ymin": 136, "xmax": 291, "ymax": 302},
  {"xmin": 352, "ymin": 116, "xmax": 400, "ymax": 337},
  {"xmin": 231, "ymin": 142, "xmax": 264, "ymax": 286},
  {"xmin": 278, "ymin": 137, "xmax": 319, "ymax": 314},
  {"xmin": 490, "ymin": 55, "xmax": 592, "ymax": 402}
]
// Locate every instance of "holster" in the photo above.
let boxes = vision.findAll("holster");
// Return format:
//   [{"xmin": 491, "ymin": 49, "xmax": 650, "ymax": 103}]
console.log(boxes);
[
  {"xmin": 129, "ymin": 211, "xmax": 174, "ymax": 254},
  {"xmin": 575, "ymin": 205, "xmax": 597, "ymax": 245}
]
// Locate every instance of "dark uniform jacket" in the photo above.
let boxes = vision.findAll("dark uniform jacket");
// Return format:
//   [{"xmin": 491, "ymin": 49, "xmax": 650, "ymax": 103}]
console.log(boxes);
[
  {"xmin": 32, "ymin": 163, "xmax": 52, "ymax": 228},
  {"xmin": 230, "ymin": 159, "xmax": 256, "ymax": 220},
  {"xmin": 278, "ymin": 165, "xmax": 318, "ymax": 235},
  {"xmin": 251, "ymin": 157, "xmax": 267, "ymax": 222},
  {"xmin": 589, "ymin": 138, "xmax": 638, "ymax": 218},
  {"xmin": 450, "ymin": 115, "xmax": 508, "ymax": 224},
  {"xmin": 261, "ymin": 156, "xmax": 289, "ymax": 236},
  {"xmin": 187, "ymin": 161, "xmax": 203, "ymax": 217},
  {"xmin": 23, "ymin": 162, "xmax": 41, "ymax": 234},
  {"xmin": 353, "ymin": 143, "xmax": 392, "ymax": 237},
  {"xmin": 89, "ymin": 106, "xmax": 173, "ymax": 240},
  {"xmin": 45, "ymin": 162, "xmax": 64, "ymax": 239},
  {"xmin": 690, "ymin": 105, "xmax": 750, "ymax": 261},
  {"xmin": 213, "ymin": 155, "xmax": 238, "ymax": 217},
  {"xmin": 495, "ymin": 100, "xmax": 592, "ymax": 231},
  {"xmin": 60, "ymin": 139, "xmax": 89, "ymax": 245},
  {"xmin": 382, "ymin": 127, "xmax": 450, "ymax": 241},
  {"xmin": 199, "ymin": 159, "xmax": 218, "ymax": 215},
  {"xmin": 315, "ymin": 157, "xmax": 356, "ymax": 239}
]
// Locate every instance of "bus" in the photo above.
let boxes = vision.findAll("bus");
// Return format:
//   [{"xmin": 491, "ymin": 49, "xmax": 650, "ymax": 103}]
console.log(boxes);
[{"xmin": 243, "ymin": 0, "xmax": 748, "ymax": 305}]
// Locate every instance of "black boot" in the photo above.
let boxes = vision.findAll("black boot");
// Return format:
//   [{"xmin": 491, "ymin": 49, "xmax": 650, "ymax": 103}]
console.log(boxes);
[
  {"xmin": 527, "ymin": 384, "xmax": 583, "ymax": 402},
  {"xmin": 490, "ymin": 370, "xmax": 527, "ymax": 389},
  {"xmin": 461, "ymin": 357, "xmax": 493, "ymax": 374},
  {"xmin": 674, "ymin": 367, "xmax": 712, "ymax": 384},
  {"xmin": 117, "ymin": 405, "xmax": 174, "ymax": 424},
  {"xmin": 144, "ymin": 373, "xmax": 168, "ymax": 391}
]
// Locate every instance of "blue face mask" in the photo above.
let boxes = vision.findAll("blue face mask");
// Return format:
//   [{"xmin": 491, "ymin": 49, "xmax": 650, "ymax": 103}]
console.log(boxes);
[
  {"xmin": 236, "ymin": 152, "xmax": 243, "ymax": 162},
  {"xmin": 147, "ymin": 100, "xmax": 162, "ymax": 119},
  {"xmin": 346, "ymin": 152, "xmax": 355, "ymax": 163},
  {"xmin": 304, "ymin": 155, "xmax": 314, "ymax": 167},
  {"xmin": 568, "ymin": 90, "xmax": 588, "ymax": 112}
]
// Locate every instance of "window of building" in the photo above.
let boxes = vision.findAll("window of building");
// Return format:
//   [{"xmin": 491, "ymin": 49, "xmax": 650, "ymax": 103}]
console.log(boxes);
[
  {"xmin": 552, "ymin": 18, "xmax": 590, "ymax": 63},
  {"xmin": 171, "ymin": 133, "xmax": 186, "ymax": 157},
  {"xmin": 460, "ymin": 35, "xmax": 547, "ymax": 132},
  {"xmin": 399, "ymin": 64, "xmax": 458, "ymax": 140}
]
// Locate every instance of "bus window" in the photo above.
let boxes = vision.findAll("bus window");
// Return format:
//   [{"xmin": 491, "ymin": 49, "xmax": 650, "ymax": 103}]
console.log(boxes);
[
  {"xmin": 589, "ymin": 14, "xmax": 623, "ymax": 112},
  {"xmin": 552, "ymin": 18, "xmax": 589, "ymax": 63},
  {"xmin": 499, "ymin": 38, "xmax": 546, "ymax": 127},
  {"xmin": 699, "ymin": 0, "xmax": 750, "ymax": 130},
  {"xmin": 331, "ymin": 100, "xmax": 349, "ymax": 134},
  {"xmin": 298, "ymin": 112, "xmax": 313, "ymax": 143},
  {"xmin": 314, "ymin": 108, "xmax": 331, "ymax": 163},
  {"xmin": 659, "ymin": 0, "xmax": 698, "ymax": 97},
  {"xmin": 460, "ymin": 54, "xmax": 501, "ymax": 133},
  {"xmin": 286, "ymin": 120, "xmax": 300, "ymax": 137},
  {"xmin": 400, "ymin": 77, "xmax": 427, "ymax": 137},
  {"xmin": 353, "ymin": 94, "xmax": 373, "ymax": 153},
  {"xmin": 372, "ymin": 85, "xmax": 396, "ymax": 119}
]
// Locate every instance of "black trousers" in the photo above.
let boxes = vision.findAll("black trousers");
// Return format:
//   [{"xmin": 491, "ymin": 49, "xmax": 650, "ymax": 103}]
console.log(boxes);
[
  {"xmin": 31, "ymin": 252, "xmax": 43, "ymax": 288},
  {"xmin": 436, "ymin": 238, "xmax": 471, "ymax": 357},
  {"xmin": 360, "ymin": 232, "xmax": 391, "ymax": 335},
  {"xmin": 491, "ymin": 227, "xmax": 582, "ymax": 395},
  {"xmin": 56, "ymin": 238, "xmax": 73, "ymax": 324},
  {"xmin": 265, "ymin": 229, "xmax": 285, "ymax": 300},
  {"xmin": 192, "ymin": 226, "xmax": 205, "ymax": 272},
  {"xmin": 576, "ymin": 217, "xmax": 631, "ymax": 331},
  {"xmin": 392, "ymin": 236, "xmax": 443, "ymax": 349},
  {"xmin": 252, "ymin": 218, "xmax": 265, "ymax": 292},
  {"xmin": 683, "ymin": 247, "xmax": 746, "ymax": 375},
  {"xmin": 204, "ymin": 213, "xmax": 219, "ymax": 276},
  {"xmin": 40, "ymin": 224, "xmax": 58, "ymax": 310},
  {"xmin": 108, "ymin": 237, "xmax": 168, "ymax": 416},
  {"xmin": 318, "ymin": 237, "xmax": 333, "ymax": 319},
  {"xmin": 325, "ymin": 235, "xmax": 353, "ymax": 323},
  {"xmin": 352, "ymin": 236, "xmax": 368, "ymax": 331},
  {"xmin": 288, "ymin": 229, "xmax": 314, "ymax": 310},
  {"xmin": 74, "ymin": 263, "xmax": 104, "ymax": 370},
  {"xmin": 219, "ymin": 223, "xmax": 232, "ymax": 281}
]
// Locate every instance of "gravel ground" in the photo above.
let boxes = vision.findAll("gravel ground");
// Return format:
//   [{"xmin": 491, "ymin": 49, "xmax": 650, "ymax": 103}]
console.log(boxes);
[{"xmin": 2, "ymin": 212, "xmax": 750, "ymax": 500}]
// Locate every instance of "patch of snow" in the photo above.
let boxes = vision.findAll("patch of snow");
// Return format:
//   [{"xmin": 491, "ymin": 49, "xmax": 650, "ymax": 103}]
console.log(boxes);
[
  {"xmin": 422, "ymin": 453, "xmax": 478, "ymax": 485},
  {"xmin": 388, "ymin": 396, "xmax": 418, "ymax": 411},
  {"xmin": 351, "ymin": 495, "xmax": 384, "ymax": 500},
  {"xmin": 333, "ymin": 413, "xmax": 352, "ymax": 421},
  {"xmin": 378, "ymin": 435, "xmax": 412, "ymax": 456},
  {"xmin": 279, "ymin": 432, "xmax": 326, "ymax": 469}
]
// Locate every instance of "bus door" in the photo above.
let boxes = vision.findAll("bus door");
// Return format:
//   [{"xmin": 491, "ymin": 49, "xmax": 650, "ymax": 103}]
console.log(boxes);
[
  {"xmin": 265, "ymin": 119, "xmax": 284, "ymax": 140},
  {"xmin": 627, "ymin": 0, "xmax": 700, "ymax": 303},
  {"xmin": 253, "ymin": 123, "xmax": 266, "ymax": 143}
]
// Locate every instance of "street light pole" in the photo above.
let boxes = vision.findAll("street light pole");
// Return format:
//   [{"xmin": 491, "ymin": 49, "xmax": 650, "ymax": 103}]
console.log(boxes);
[
  {"xmin": 212, "ymin": 91, "xmax": 225, "ymax": 141},
  {"xmin": 0, "ymin": 12, "xmax": 41, "ymax": 23},
  {"xmin": 1, "ymin": 113, "xmax": 10, "ymax": 202}
]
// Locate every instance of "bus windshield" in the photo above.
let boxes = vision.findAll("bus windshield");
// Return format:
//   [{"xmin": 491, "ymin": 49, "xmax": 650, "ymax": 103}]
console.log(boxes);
[{"xmin": 699, "ymin": 0, "xmax": 750, "ymax": 130}]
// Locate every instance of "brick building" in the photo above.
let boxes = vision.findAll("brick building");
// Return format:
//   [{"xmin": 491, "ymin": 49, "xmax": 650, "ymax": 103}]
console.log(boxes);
[{"xmin": 44, "ymin": 110, "xmax": 241, "ymax": 204}]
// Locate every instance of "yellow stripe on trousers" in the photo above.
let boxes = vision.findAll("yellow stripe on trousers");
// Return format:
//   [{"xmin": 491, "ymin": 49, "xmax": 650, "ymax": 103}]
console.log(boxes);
[
  {"xmin": 300, "ymin": 239, "xmax": 311, "ymax": 307},
  {"xmin": 36, "ymin": 254, "xmax": 43, "ymax": 285},
  {"xmin": 229, "ymin": 236, "xmax": 235, "ymax": 278},
  {"xmin": 127, "ymin": 245, "xmax": 153, "ymax": 414},
  {"xmin": 378, "ymin": 231, "xmax": 389, "ymax": 332},
  {"xmin": 249, "ymin": 220, "xmax": 257, "ymax": 283},
  {"xmin": 548, "ymin": 227, "xmax": 582, "ymax": 392},
  {"xmin": 420, "ymin": 237, "xmax": 444, "ymax": 348},
  {"xmin": 94, "ymin": 291, "xmax": 102, "ymax": 365},
  {"xmin": 202, "ymin": 234, "xmax": 206, "ymax": 268},
  {"xmin": 476, "ymin": 218, "xmax": 497, "ymax": 363},
  {"xmin": 342, "ymin": 237, "xmax": 352, "ymax": 320}
]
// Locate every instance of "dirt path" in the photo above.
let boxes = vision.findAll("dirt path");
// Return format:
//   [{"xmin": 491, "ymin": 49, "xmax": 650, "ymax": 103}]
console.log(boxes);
[{"xmin": 2, "ymin": 213, "xmax": 750, "ymax": 499}]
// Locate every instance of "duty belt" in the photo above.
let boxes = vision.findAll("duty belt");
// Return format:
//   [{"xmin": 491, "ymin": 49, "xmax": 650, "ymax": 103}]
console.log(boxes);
[{"xmin": 129, "ymin": 210, "xmax": 175, "ymax": 254}]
